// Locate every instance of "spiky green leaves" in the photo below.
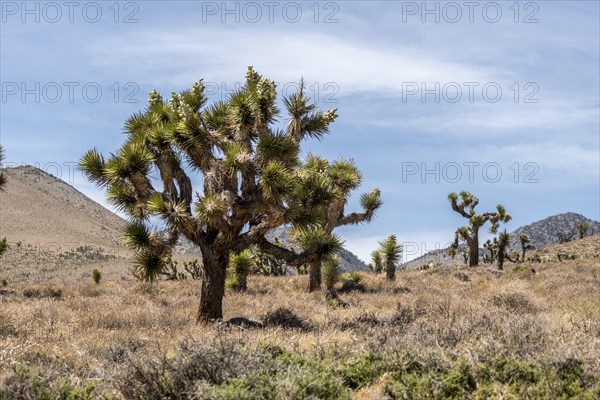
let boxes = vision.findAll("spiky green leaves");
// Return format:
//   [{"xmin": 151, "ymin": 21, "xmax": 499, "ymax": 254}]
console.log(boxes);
[
  {"xmin": 229, "ymin": 249, "xmax": 254, "ymax": 277},
  {"xmin": 124, "ymin": 223, "xmax": 151, "ymax": 250},
  {"xmin": 322, "ymin": 256, "xmax": 341, "ymax": 291},
  {"xmin": 79, "ymin": 148, "xmax": 108, "ymax": 186},
  {"xmin": 195, "ymin": 194, "xmax": 227, "ymax": 225},
  {"xmin": 360, "ymin": 189, "xmax": 382, "ymax": 213},
  {"xmin": 328, "ymin": 158, "xmax": 362, "ymax": 195},
  {"xmin": 379, "ymin": 234, "xmax": 402, "ymax": 280},
  {"xmin": 256, "ymin": 132, "xmax": 299, "ymax": 167},
  {"xmin": 284, "ymin": 82, "xmax": 337, "ymax": 141},
  {"xmin": 224, "ymin": 142, "xmax": 251, "ymax": 176},
  {"xmin": 294, "ymin": 225, "xmax": 343, "ymax": 260},
  {"xmin": 260, "ymin": 161, "xmax": 293, "ymax": 202},
  {"xmin": 104, "ymin": 141, "xmax": 154, "ymax": 183},
  {"xmin": 379, "ymin": 234, "xmax": 402, "ymax": 264}
]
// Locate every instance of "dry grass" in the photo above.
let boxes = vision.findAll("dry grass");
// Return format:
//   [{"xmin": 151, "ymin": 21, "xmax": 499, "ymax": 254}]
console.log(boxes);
[{"xmin": 1, "ymin": 254, "xmax": 599, "ymax": 398}]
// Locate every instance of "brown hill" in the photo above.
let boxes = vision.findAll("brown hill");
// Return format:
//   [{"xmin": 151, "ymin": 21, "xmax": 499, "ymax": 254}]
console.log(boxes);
[{"xmin": 0, "ymin": 166, "xmax": 132, "ymax": 283}]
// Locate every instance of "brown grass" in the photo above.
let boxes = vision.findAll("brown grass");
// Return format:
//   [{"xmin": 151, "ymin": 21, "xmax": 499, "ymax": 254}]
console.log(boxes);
[{"xmin": 0, "ymin": 254, "xmax": 599, "ymax": 397}]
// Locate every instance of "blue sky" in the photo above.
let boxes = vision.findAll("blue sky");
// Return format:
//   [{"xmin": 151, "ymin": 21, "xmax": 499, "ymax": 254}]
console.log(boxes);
[{"xmin": 1, "ymin": 1, "xmax": 599, "ymax": 262}]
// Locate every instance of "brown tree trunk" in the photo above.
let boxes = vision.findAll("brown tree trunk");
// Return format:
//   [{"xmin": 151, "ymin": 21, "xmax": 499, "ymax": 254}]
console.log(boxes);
[
  {"xmin": 469, "ymin": 230, "xmax": 479, "ymax": 267},
  {"xmin": 497, "ymin": 247, "xmax": 505, "ymax": 270},
  {"xmin": 308, "ymin": 260, "xmax": 321, "ymax": 292},
  {"xmin": 386, "ymin": 261, "xmax": 395, "ymax": 280},
  {"xmin": 197, "ymin": 249, "xmax": 228, "ymax": 323}
]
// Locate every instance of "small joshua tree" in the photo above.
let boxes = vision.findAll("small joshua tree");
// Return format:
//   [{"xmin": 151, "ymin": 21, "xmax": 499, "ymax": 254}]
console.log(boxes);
[
  {"xmin": 371, "ymin": 250, "xmax": 383, "ymax": 274},
  {"xmin": 519, "ymin": 234, "xmax": 534, "ymax": 261},
  {"xmin": 92, "ymin": 268, "xmax": 102, "ymax": 284},
  {"xmin": 228, "ymin": 250, "xmax": 253, "ymax": 292},
  {"xmin": 448, "ymin": 192, "xmax": 511, "ymax": 267},
  {"xmin": 379, "ymin": 234, "xmax": 402, "ymax": 280},
  {"xmin": 322, "ymin": 256, "xmax": 341, "ymax": 293},
  {"xmin": 295, "ymin": 226, "xmax": 343, "ymax": 291},
  {"xmin": 576, "ymin": 222, "xmax": 590, "ymax": 239},
  {"xmin": 497, "ymin": 231, "xmax": 510, "ymax": 271}
]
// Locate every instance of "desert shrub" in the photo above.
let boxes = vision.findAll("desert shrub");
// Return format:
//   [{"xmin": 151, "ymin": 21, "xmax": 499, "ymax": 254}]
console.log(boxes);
[
  {"xmin": 491, "ymin": 292, "xmax": 539, "ymax": 314},
  {"xmin": 0, "ymin": 367, "xmax": 96, "ymax": 400},
  {"xmin": 116, "ymin": 337, "xmax": 272, "ymax": 399},
  {"xmin": 262, "ymin": 308, "xmax": 312, "ymax": 331},
  {"xmin": 390, "ymin": 302, "xmax": 427, "ymax": 326},
  {"xmin": 512, "ymin": 264, "xmax": 536, "ymax": 275},
  {"xmin": 0, "ymin": 310, "xmax": 20, "ymax": 338},
  {"xmin": 337, "ymin": 353, "xmax": 384, "ymax": 390},
  {"xmin": 1, "ymin": 279, "xmax": 6, "ymax": 287},
  {"xmin": 92, "ymin": 269, "xmax": 102, "ymax": 284},
  {"xmin": 22, "ymin": 287, "xmax": 62, "ymax": 300}
]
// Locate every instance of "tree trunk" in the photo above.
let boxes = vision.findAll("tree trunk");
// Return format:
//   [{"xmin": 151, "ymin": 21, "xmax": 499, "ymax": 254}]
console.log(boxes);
[
  {"xmin": 521, "ymin": 245, "xmax": 526, "ymax": 262},
  {"xmin": 308, "ymin": 260, "xmax": 321, "ymax": 292},
  {"xmin": 386, "ymin": 260, "xmax": 395, "ymax": 280},
  {"xmin": 469, "ymin": 231, "xmax": 479, "ymax": 267},
  {"xmin": 197, "ymin": 249, "xmax": 228, "ymax": 323},
  {"xmin": 497, "ymin": 247, "xmax": 505, "ymax": 270}
]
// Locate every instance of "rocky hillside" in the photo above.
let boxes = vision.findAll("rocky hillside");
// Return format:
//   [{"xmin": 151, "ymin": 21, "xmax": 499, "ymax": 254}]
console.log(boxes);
[
  {"xmin": 404, "ymin": 212, "xmax": 600, "ymax": 269},
  {"xmin": 508, "ymin": 212, "xmax": 599, "ymax": 251},
  {"xmin": 0, "ymin": 166, "xmax": 132, "ymax": 283}
]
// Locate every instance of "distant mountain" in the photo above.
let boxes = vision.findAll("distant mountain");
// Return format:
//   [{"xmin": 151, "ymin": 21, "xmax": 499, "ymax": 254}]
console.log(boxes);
[
  {"xmin": 403, "ymin": 212, "xmax": 600, "ymax": 269},
  {"xmin": 172, "ymin": 225, "xmax": 369, "ymax": 273},
  {"xmin": 507, "ymin": 212, "xmax": 600, "ymax": 252}
]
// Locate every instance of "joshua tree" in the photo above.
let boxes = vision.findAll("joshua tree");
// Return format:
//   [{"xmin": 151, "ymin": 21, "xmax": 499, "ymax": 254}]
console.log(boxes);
[
  {"xmin": 519, "ymin": 234, "xmax": 534, "ymax": 261},
  {"xmin": 0, "ymin": 146, "xmax": 7, "ymax": 256},
  {"xmin": 301, "ymin": 155, "xmax": 381, "ymax": 289},
  {"xmin": 576, "ymin": 222, "xmax": 590, "ymax": 239},
  {"xmin": 80, "ymin": 68, "xmax": 380, "ymax": 321},
  {"xmin": 557, "ymin": 229, "xmax": 576, "ymax": 244},
  {"xmin": 371, "ymin": 250, "xmax": 383, "ymax": 274},
  {"xmin": 483, "ymin": 238, "xmax": 498, "ymax": 264},
  {"xmin": 497, "ymin": 230, "xmax": 510, "ymax": 270},
  {"xmin": 379, "ymin": 234, "xmax": 402, "ymax": 280},
  {"xmin": 295, "ymin": 225, "xmax": 343, "ymax": 291},
  {"xmin": 448, "ymin": 192, "xmax": 511, "ymax": 267}
]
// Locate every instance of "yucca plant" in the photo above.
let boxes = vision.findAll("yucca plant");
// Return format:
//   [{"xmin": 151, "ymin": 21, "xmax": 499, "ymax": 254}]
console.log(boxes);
[
  {"xmin": 294, "ymin": 225, "xmax": 343, "ymax": 291},
  {"xmin": 322, "ymin": 256, "xmax": 341, "ymax": 292},
  {"xmin": 92, "ymin": 269, "xmax": 102, "ymax": 284},
  {"xmin": 448, "ymin": 191, "xmax": 511, "ymax": 267},
  {"xmin": 379, "ymin": 234, "xmax": 402, "ymax": 280},
  {"xmin": 519, "ymin": 234, "xmax": 534, "ymax": 261},
  {"xmin": 576, "ymin": 221, "xmax": 590, "ymax": 239},
  {"xmin": 80, "ymin": 68, "xmax": 381, "ymax": 321},
  {"xmin": 371, "ymin": 250, "xmax": 383, "ymax": 274},
  {"xmin": 228, "ymin": 250, "xmax": 254, "ymax": 292}
]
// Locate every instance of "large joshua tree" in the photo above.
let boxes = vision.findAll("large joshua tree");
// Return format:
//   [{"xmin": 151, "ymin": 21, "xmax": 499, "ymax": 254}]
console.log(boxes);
[
  {"xmin": 80, "ymin": 68, "xmax": 381, "ymax": 321},
  {"xmin": 448, "ymin": 191, "xmax": 511, "ymax": 267}
]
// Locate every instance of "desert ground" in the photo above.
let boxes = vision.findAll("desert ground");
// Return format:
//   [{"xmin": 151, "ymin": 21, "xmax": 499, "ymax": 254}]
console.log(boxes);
[{"xmin": 1, "ymin": 236, "xmax": 599, "ymax": 399}]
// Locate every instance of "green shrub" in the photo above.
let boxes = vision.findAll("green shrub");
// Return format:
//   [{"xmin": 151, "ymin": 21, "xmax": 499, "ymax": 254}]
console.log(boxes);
[
  {"xmin": 0, "ymin": 367, "xmax": 96, "ymax": 400},
  {"xmin": 92, "ymin": 269, "xmax": 102, "ymax": 285},
  {"xmin": 1, "ymin": 279, "xmax": 7, "ymax": 287}
]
